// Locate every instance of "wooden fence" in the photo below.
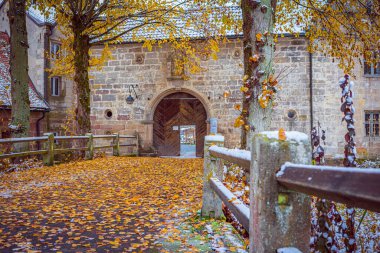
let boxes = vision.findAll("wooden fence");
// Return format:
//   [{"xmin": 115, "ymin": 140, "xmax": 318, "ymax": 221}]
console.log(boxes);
[
  {"xmin": 201, "ymin": 132, "xmax": 380, "ymax": 253},
  {"xmin": 0, "ymin": 133, "xmax": 139, "ymax": 165}
]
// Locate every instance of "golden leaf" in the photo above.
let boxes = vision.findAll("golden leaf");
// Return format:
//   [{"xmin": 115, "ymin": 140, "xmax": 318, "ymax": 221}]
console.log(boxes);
[{"xmin": 279, "ymin": 128, "xmax": 286, "ymax": 141}]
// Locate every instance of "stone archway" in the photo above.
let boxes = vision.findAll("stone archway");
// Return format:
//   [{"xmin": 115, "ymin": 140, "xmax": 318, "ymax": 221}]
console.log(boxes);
[{"xmin": 153, "ymin": 92, "xmax": 208, "ymax": 157}]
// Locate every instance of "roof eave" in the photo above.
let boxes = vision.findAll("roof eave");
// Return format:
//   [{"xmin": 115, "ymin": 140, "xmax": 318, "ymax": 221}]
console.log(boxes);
[{"xmin": 93, "ymin": 32, "xmax": 306, "ymax": 46}]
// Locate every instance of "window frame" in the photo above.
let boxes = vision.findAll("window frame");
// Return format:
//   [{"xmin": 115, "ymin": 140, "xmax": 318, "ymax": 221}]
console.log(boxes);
[
  {"xmin": 365, "ymin": 111, "xmax": 380, "ymax": 137},
  {"xmin": 50, "ymin": 76, "xmax": 61, "ymax": 97},
  {"xmin": 364, "ymin": 52, "xmax": 380, "ymax": 77},
  {"xmin": 50, "ymin": 41, "xmax": 61, "ymax": 60}
]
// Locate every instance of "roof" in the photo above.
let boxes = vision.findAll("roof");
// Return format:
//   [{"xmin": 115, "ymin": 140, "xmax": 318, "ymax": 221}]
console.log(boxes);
[
  {"xmin": 0, "ymin": 1, "xmax": 301, "ymax": 41},
  {"xmin": 120, "ymin": 6, "xmax": 243, "ymax": 42},
  {"xmin": 0, "ymin": 0, "xmax": 55, "ymax": 26},
  {"xmin": 0, "ymin": 32, "xmax": 50, "ymax": 111}
]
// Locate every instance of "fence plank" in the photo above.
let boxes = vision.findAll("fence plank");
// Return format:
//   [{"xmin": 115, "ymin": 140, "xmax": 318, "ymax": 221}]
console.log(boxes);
[
  {"xmin": 54, "ymin": 147, "xmax": 88, "ymax": 153},
  {"xmin": 54, "ymin": 136, "xmax": 89, "ymax": 140},
  {"xmin": 209, "ymin": 147, "xmax": 250, "ymax": 171},
  {"xmin": 209, "ymin": 178, "xmax": 250, "ymax": 231},
  {"xmin": 0, "ymin": 150, "xmax": 48, "ymax": 159},
  {"xmin": 119, "ymin": 135, "xmax": 136, "ymax": 139},
  {"xmin": 93, "ymin": 135, "xmax": 116, "ymax": 139},
  {"xmin": 93, "ymin": 145, "xmax": 113, "ymax": 150},
  {"xmin": 0, "ymin": 136, "xmax": 48, "ymax": 144},
  {"xmin": 277, "ymin": 163, "xmax": 380, "ymax": 213},
  {"xmin": 119, "ymin": 144, "xmax": 137, "ymax": 147}
]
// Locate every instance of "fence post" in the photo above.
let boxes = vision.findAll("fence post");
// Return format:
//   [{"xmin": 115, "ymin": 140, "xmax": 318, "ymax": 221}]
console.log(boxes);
[
  {"xmin": 249, "ymin": 131, "xmax": 311, "ymax": 253},
  {"xmin": 43, "ymin": 133, "xmax": 54, "ymax": 166},
  {"xmin": 201, "ymin": 135, "xmax": 225, "ymax": 218},
  {"xmin": 86, "ymin": 133, "xmax": 94, "ymax": 159},
  {"xmin": 135, "ymin": 132, "xmax": 139, "ymax": 156},
  {"xmin": 113, "ymin": 133, "xmax": 120, "ymax": 156}
]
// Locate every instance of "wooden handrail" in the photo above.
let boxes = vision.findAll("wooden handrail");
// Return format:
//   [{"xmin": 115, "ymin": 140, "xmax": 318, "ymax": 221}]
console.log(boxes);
[
  {"xmin": 119, "ymin": 135, "xmax": 136, "ymax": 139},
  {"xmin": 208, "ymin": 146, "xmax": 380, "ymax": 212},
  {"xmin": 0, "ymin": 133, "xmax": 139, "ymax": 164},
  {"xmin": 55, "ymin": 136, "xmax": 89, "ymax": 140},
  {"xmin": 277, "ymin": 163, "xmax": 380, "ymax": 213},
  {"xmin": 0, "ymin": 136, "xmax": 48, "ymax": 144},
  {"xmin": 209, "ymin": 146, "xmax": 250, "ymax": 171},
  {"xmin": 93, "ymin": 135, "xmax": 116, "ymax": 139},
  {"xmin": 209, "ymin": 178, "xmax": 250, "ymax": 231}
]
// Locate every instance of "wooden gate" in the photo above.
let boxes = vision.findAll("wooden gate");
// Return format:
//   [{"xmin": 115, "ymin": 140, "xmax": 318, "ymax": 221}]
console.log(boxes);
[{"xmin": 153, "ymin": 92, "xmax": 207, "ymax": 157}]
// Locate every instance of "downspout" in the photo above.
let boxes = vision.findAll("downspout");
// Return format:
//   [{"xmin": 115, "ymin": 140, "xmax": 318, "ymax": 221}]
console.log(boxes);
[
  {"xmin": 309, "ymin": 52, "xmax": 314, "ymax": 132},
  {"xmin": 43, "ymin": 25, "xmax": 52, "ymax": 130},
  {"xmin": 36, "ymin": 111, "xmax": 45, "ymax": 149}
]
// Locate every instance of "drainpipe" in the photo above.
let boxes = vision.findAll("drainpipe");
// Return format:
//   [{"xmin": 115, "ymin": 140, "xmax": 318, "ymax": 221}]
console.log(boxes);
[
  {"xmin": 44, "ymin": 25, "xmax": 52, "ymax": 130},
  {"xmin": 309, "ymin": 52, "xmax": 314, "ymax": 132},
  {"xmin": 36, "ymin": 111, "xmax": 46, "ymax": 149}
]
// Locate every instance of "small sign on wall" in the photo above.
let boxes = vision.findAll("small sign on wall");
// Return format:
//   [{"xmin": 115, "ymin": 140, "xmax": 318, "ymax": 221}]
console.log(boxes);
[
  {"xmin": 210, "ymin": 118, "xmax": 218, "ymax": 134},
  {"xmin": 173, "ymin": 126, "xmax": 179, "ymax": 131}
]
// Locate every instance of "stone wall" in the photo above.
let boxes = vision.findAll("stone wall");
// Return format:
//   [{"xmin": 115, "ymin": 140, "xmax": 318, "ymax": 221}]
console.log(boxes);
[{"xmin": 89, "ymin": 37, "xmax": 380, "ymax": 158}]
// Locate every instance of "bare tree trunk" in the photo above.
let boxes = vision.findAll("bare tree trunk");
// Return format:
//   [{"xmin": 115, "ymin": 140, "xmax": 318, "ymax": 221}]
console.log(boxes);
[
  {"xmin": 72, "ymin": 24, "xmax": 91, "ymax": 135},
  {"xmin": 242, "ymin": 0, "xmax": 277, "ymax": 146},
  {"xmin": 8, "ymin": 0, "xmax": 30, "ymax": 151}
]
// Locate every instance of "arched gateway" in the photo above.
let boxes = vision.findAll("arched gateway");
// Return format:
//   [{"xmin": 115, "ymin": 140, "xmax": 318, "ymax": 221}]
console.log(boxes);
[{"xmin": 153, "ymin": 92, "xmax": 208, "ymax": 157}]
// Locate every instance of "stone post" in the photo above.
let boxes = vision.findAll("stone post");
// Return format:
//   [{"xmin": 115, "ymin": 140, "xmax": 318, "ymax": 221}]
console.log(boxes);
[
  {"xmin": 113, "ymin": 133, "xmax": 120, "ymax": 156},
  {"xmin": 43, "ymin": 133, "xmax": 54, "ymax": 166},
  {"xmin": 201, "ymin": 135, "xmax": 225, "ymax": 218},
  {"xmin": 86, "ymin": 133, "xmax": 94, "ymax": 159},
  {"xmin": 249, "ymin": 131, "xmax": 311, "ymax": 253}
]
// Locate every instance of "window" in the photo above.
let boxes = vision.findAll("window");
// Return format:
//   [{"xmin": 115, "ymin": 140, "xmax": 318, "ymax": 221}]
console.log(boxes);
[
  {"xmin": 50, "ymin": 77, "xmax": 60, "ymax": 96},
  {"xmin": 50, "ymin": 42, "xmax": 61, "ymax": 59},
  {"xmin": 364, "ymin": 52, "xmax": 380, "ymax": 76},
  {"xmin": 365, "ymin": 111, "xmax": 380, "ymax": 137}
]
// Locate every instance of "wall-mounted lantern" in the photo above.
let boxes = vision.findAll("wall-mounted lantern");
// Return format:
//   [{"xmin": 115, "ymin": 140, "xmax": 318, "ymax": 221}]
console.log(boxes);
[{"xmin": 126, "ymin": 84, "xmax": 138, "ymax": 105}]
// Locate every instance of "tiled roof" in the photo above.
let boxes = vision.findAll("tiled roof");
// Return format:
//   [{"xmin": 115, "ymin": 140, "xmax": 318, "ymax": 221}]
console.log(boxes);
[
  {"xmin": 0, "ymin": 0, "xmax": 55, "ymax": 26},
  {"xmin": 0, "ymin": 32, "xmax": 50, "ymax": 111},
  {"xmin": 27, "ymin": 5, "xmax": 55, "ymax": 26},
  {"xmin": 120, "ymin": 7, "xmax": 243, "ymax": 41}
]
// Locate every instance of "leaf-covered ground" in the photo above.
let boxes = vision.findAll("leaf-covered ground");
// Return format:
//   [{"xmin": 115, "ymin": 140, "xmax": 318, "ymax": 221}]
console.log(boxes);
[{"xmin": 0, "ymin": 157, "xmax": 246, "ymax": 252}]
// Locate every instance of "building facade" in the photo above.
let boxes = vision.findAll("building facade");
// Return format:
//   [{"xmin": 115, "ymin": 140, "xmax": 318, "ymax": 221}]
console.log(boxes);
[
  {"xmin": 0, "ymin": 1, "xmax": 379, "ymax": 158},
  {"xmin": 0, "ymin": 0, "xmax": 74, "ymax": 137}
]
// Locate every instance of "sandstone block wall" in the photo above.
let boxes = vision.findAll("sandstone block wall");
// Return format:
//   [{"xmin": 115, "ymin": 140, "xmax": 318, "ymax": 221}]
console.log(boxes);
[{"xmin": 89, "ymin": 37, "xmax": 380, "ymax": 158}]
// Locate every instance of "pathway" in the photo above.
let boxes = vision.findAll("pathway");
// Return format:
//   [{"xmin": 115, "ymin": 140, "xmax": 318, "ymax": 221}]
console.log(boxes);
[{"xmin": 0, "ymin": 157, "xmax": 246, "ymax": 252}]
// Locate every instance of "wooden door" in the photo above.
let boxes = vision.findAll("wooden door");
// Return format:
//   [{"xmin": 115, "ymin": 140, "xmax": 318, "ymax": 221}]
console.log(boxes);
[{"xmin": 153, "ymin": 92, "xmax": 207, "ymax": 157}]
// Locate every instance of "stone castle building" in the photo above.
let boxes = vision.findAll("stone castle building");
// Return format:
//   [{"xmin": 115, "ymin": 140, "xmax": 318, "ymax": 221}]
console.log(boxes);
[{"xmin": 1, "ymin": 1, "xmax": 379, "ymax": 158}]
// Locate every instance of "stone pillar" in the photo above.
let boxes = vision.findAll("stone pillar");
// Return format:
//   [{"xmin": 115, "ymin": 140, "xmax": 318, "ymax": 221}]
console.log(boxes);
[
  {"xmin": 249, "ymin": 131, "xmax": 311, "ymax": 253},
  {"xmin": 201, "ymin": 135, "xmax": 225, "ymax": 218}
]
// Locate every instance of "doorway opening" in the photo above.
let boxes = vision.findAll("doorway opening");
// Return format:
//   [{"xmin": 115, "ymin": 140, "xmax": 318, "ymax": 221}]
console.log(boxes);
[
  {"xmin": 180, "ymin": 125, "xmax": 196, "ymax": 157},
  {"xmin": 153, "ymin": 92, "xmax": 207, "ymax": 157}
]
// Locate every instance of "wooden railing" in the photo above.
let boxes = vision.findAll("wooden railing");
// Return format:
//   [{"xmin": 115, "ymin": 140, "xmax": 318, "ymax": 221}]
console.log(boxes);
[
  {"xmin": 201, "ymin": 132, "xmax": 380, "ymax": 253},
  {"xmin": 0, "ymin": 133, "xmax": 139, "ymax": 165}
]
